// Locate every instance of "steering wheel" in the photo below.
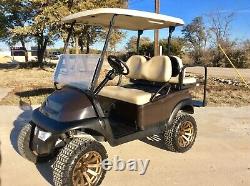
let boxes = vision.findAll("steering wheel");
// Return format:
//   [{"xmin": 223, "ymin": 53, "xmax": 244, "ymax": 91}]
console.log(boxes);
[{"xmin": 107, "ymin": 55, "xmax": 129, "ymax": 75}]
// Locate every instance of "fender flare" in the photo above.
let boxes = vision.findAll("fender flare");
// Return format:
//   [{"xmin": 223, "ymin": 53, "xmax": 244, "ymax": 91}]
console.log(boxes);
[{"xmin": 167, "ymin": 99, "xmax": 194, "ymax": 126}]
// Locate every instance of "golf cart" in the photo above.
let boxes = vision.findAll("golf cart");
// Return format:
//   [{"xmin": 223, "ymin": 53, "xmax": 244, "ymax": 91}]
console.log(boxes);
[{"xmin": 17, "ymin": 8, "xmax": 207, "ymax": 186}]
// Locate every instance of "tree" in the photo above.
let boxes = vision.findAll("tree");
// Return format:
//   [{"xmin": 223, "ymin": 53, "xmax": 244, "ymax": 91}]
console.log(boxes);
[
  {"xmin": 127, "ymin": 37, "xmax": 184, "ymax": 57},
  {"xmin": 126, "ymin": 36, "xmax": 151, "ymax": 52},
  {"xmin": 220, "ymin": 41, "xmax": 249, "ymax": 68},
  {"xmin": 77, "ymin": 26, "xmax": 102, "ymax": 54},
  {"xmin": 207, "ymin": 12, "xmax": 234, "ymax": 67},
  {"xmin": 0, "ymin": 11, "xmax": 8, "ymax": 39},
  {"xmin": 108, "ymin": 30, "xmax": 125, "ymax": 52},
  {"xmin": 0, "ymin": 0, "xmax": 34, "ymax": 62},
  {"xmin": 182, "ymin": 16, "xmax": 207, "ymax": 65},
  {"xmin": 160, "ymin": 38, "xmax": 185, "ymax": 56},
  {"xmin": 243, "ymin": 39, "xmax": 250, "ymax": 59},
  {"xmin": 70, "ymin": 0, "xmax": 125, "ymax": 54},
  {"xmin": 10, "ymin": 0, "xmax": 69, "ymax": 64},
  {"xmin": 226, "ymin": 48, "xmax": 248, "ymax": 68},
  {"xmin": 140, "ymin": 42, "xmax": 154, "ymax": 56},
  {"xmin": 244, "ymin": 40, "xmax": 250, "ymax": 67},
  {"xmin": 10, "ymin": 0, "xmax": 125, "ymax": 64}
]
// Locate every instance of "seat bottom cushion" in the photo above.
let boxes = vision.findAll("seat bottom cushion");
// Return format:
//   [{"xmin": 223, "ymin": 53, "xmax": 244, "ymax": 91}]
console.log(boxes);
[{"xmin": 99, "ymin": 86, "xmax": 152, "ymax": 105}]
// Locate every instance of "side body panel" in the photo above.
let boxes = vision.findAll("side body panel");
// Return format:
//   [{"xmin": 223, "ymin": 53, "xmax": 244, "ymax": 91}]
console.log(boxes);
[{"xmin": 98, "ymin": 89, "xmax": 192, "ymax": 130}]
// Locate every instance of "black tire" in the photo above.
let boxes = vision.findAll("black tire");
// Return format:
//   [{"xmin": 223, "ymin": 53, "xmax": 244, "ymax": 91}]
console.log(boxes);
[
  {"xmin": 17, "ymin": 123, "xmax": 39, "ymax": 163},
  {"xmin": 164, "ymin": 113, "xmax": 197, "ymax": 153},
  {"xmin": 53, "ymin": 138, "xmax": 108, "ymax": 186}
]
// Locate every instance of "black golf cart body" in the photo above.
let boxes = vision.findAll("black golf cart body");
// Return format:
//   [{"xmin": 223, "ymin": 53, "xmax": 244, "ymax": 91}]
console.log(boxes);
[{"xmin": 30, "ymin": 8, "xmax": 207, "ymax": 156}]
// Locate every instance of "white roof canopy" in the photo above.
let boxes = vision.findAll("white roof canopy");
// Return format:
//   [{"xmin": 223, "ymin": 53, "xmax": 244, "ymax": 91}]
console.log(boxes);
[{"xmin": 62, "ymin": 8, "xmax": 184, "ymax": 30}]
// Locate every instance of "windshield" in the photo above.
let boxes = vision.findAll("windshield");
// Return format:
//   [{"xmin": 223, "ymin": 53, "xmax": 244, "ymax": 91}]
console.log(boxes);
[{"xmin": 54, "ymin": 54, "xmax": 100, "ymax": 90}]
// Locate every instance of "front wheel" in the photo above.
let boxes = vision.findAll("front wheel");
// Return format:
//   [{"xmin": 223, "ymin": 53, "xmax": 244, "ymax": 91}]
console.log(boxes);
[
  {"xmin": 53, "ymin": 138, "xmax": 108, "ymax": 186},
  {"xmin": 17, "ymin": 123, "xmax": 40, "ymax": 163},
  {"xmin": 164, "ymin": 113, "xmax": 197, "ymax": 153}
]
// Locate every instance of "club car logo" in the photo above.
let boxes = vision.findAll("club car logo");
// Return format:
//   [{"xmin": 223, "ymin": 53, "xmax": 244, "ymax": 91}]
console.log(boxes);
[{"xmin": 101, "ymin": 156, "xmax": 150, "ymax": 175}]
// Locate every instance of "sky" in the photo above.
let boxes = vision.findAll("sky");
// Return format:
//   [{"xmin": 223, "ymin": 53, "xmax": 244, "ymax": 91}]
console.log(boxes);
[
  {"xmin": 1, "ymin": 0, "xmax": 250, "ymax": 54},
  {"xmin": 129, "ymin": 0, "xmax": 250, "ymax": 38}
]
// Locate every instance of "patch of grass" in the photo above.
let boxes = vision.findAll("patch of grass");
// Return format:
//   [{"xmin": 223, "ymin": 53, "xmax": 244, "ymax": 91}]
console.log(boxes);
[
  {"xmin": 17, "ymin": 62, "xmax": 57, "ymax": 69},
  {"xmin": 0, "ymin": 62, "xmax": 249, "ymax": 106},
  {"xmin": 190, "ymin": 78, "xmax": 250, "ymax": 106},
  {"xmin": 0, "ymin": 65, "xmax": 54, "ymax": 105}
]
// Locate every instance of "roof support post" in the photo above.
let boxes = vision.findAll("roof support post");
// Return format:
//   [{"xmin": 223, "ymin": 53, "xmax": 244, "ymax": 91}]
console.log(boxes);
[
  {"xmin": 154, "ymin": 0, "xmax": 160, "ymax": 56},
  {"xmin": 167, "ymin": 26, "xmax": 175, "ymax": 56},
  {"xmin": 91, "ymin": 14, "xmax": 117, "ymax": 92},
  {"xmin": 136, "ymin": 30, "xmax": 143, "ymax": 54}
]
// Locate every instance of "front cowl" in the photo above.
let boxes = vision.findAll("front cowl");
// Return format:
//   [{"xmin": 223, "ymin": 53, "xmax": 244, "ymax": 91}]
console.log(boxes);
[{"xmin": 40, "ymin": 87, "xmax": 97, "ymax": 122}]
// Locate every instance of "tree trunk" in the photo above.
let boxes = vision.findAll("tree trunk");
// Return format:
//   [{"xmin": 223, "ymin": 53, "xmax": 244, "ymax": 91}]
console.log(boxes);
[
  {"xmin": 78, "ymin": 35, "xmax": 84, "ymax": 53},
  {"xmin": 86, "ymin": 32, "xmax": 90, "ymax": 54},
  {"xmin": 86, "ymin": 44, "xmax": 90, "ymax": 54},
  {"xmin": 20, "ymin": 39, "xmax": 28, "ymax": 62},
  {"xmin": 68, "ymin": 0, "xmax": 74, "ymax": 10},
  {"xmin": 37, "ymin": 36, "xmax": 48, "ymax": 67}
]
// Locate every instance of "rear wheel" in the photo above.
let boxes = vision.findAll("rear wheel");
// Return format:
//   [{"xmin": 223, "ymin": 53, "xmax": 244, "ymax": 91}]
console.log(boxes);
[
  {"xmin": 53, "ymin": 138, "xmax": 107, "ymax": 186},
  {"xmin": 164, "ymin": 113, "xmax": 197, "ymax": 153},
  {"xmin": 17, "ymin": 123, "xmax": 39, "ymax": 163}
]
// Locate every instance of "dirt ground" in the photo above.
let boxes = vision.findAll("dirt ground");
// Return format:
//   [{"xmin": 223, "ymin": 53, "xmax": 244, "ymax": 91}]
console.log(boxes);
[
  {"xmin": 0, "ymin": 55, "xmax": 12, "ymax": 63},
  {"xmin": 0, "ymin": 66, "xmax": 54, "ymax": 105},
  {"xmin": 0, "ymin": 105, "xmax": 249, "ymax": 186},
  {"xmin": 0, "ymin": 62, "xmax": 249, "ymax": 106},
  {"xmin": 187, "ymin": 67, "xmax": 250, "ymax": 83}
]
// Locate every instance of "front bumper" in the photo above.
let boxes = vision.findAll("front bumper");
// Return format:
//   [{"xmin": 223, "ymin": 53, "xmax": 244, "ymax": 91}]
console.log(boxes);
[{"xmin": 31, "ymin": 126, "xmax": 59, "ymax": 156}]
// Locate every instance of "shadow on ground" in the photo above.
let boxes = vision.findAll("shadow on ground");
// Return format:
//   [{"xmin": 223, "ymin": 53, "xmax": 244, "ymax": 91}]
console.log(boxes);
[
  {"xmin": 36, "ymin": 159, "xmax": 55, "ymax": 185},
  {"xmin": 15, "ymin": 88, "xmax": 54, "ymax": 98},
  {"xmin": 10, "ymin": 101, "xmax": 33, "ymax": 153},
  {"xmin": 9, "ymin": 100, "xmax": 54, "ymax": 185},
  {"xmin": 0, "ymin": 62, "xmax": 56, "ymax": 70},
  {"xmin": 0, "ymin": 62, "xmax": 19, "ymax": 70}
]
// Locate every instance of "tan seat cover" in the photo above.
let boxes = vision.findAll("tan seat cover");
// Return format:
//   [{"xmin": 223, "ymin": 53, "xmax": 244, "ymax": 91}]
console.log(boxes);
[
  {"xmin": 126, "ymin": 55, "xmax": 147, "ymax": 80},
  {"xmin": 99, "ymin": 86, "xmax": 152, "ymax": 105},
  {"xmin": 141, "ymin": 56, "xmax": 172, "ymax": 82},
  {"xmin": 99, "ymin": 56, "xmax": 172, "ymax": 105}
]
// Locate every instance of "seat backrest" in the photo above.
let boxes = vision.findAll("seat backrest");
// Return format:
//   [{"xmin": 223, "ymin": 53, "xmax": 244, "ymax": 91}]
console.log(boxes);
[
  {"xmin": 169, "ymin": 56, "xmax": 184, "ymax": 77},
  {"xmin": 141, "ymin": 56, "xmax": 172, "ymax": 82},
  {"xmin": 126, "ymin": 55, "xmax": 147, "ymax": 80}
]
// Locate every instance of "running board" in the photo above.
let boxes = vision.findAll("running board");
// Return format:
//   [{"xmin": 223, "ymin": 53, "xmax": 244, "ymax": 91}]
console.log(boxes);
[{"xmin": 109, "ymin": 123, "xmax": 164, "ymax": 147}]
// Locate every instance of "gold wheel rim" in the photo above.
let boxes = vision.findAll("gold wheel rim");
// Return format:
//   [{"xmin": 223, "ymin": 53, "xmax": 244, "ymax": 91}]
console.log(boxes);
[
  {"xmin": 72, "ymin": 151, "xmax": 102, "ymax": 186},
  {"xmin": 177, "ymin": 121, "xmax": 194, "ymax": 148}
]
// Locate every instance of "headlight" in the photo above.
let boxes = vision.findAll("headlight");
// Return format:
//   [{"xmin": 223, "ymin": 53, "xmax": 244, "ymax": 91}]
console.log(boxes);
[{"xmin": 36, "ymin": 128, "xmax": 52, "ymax": 141}]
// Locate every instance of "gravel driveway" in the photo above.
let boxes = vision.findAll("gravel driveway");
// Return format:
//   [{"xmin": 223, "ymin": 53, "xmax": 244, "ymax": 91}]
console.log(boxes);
[{"xmin": 0, "ymin": 105, "xmax": 250, "ymax": 186}]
